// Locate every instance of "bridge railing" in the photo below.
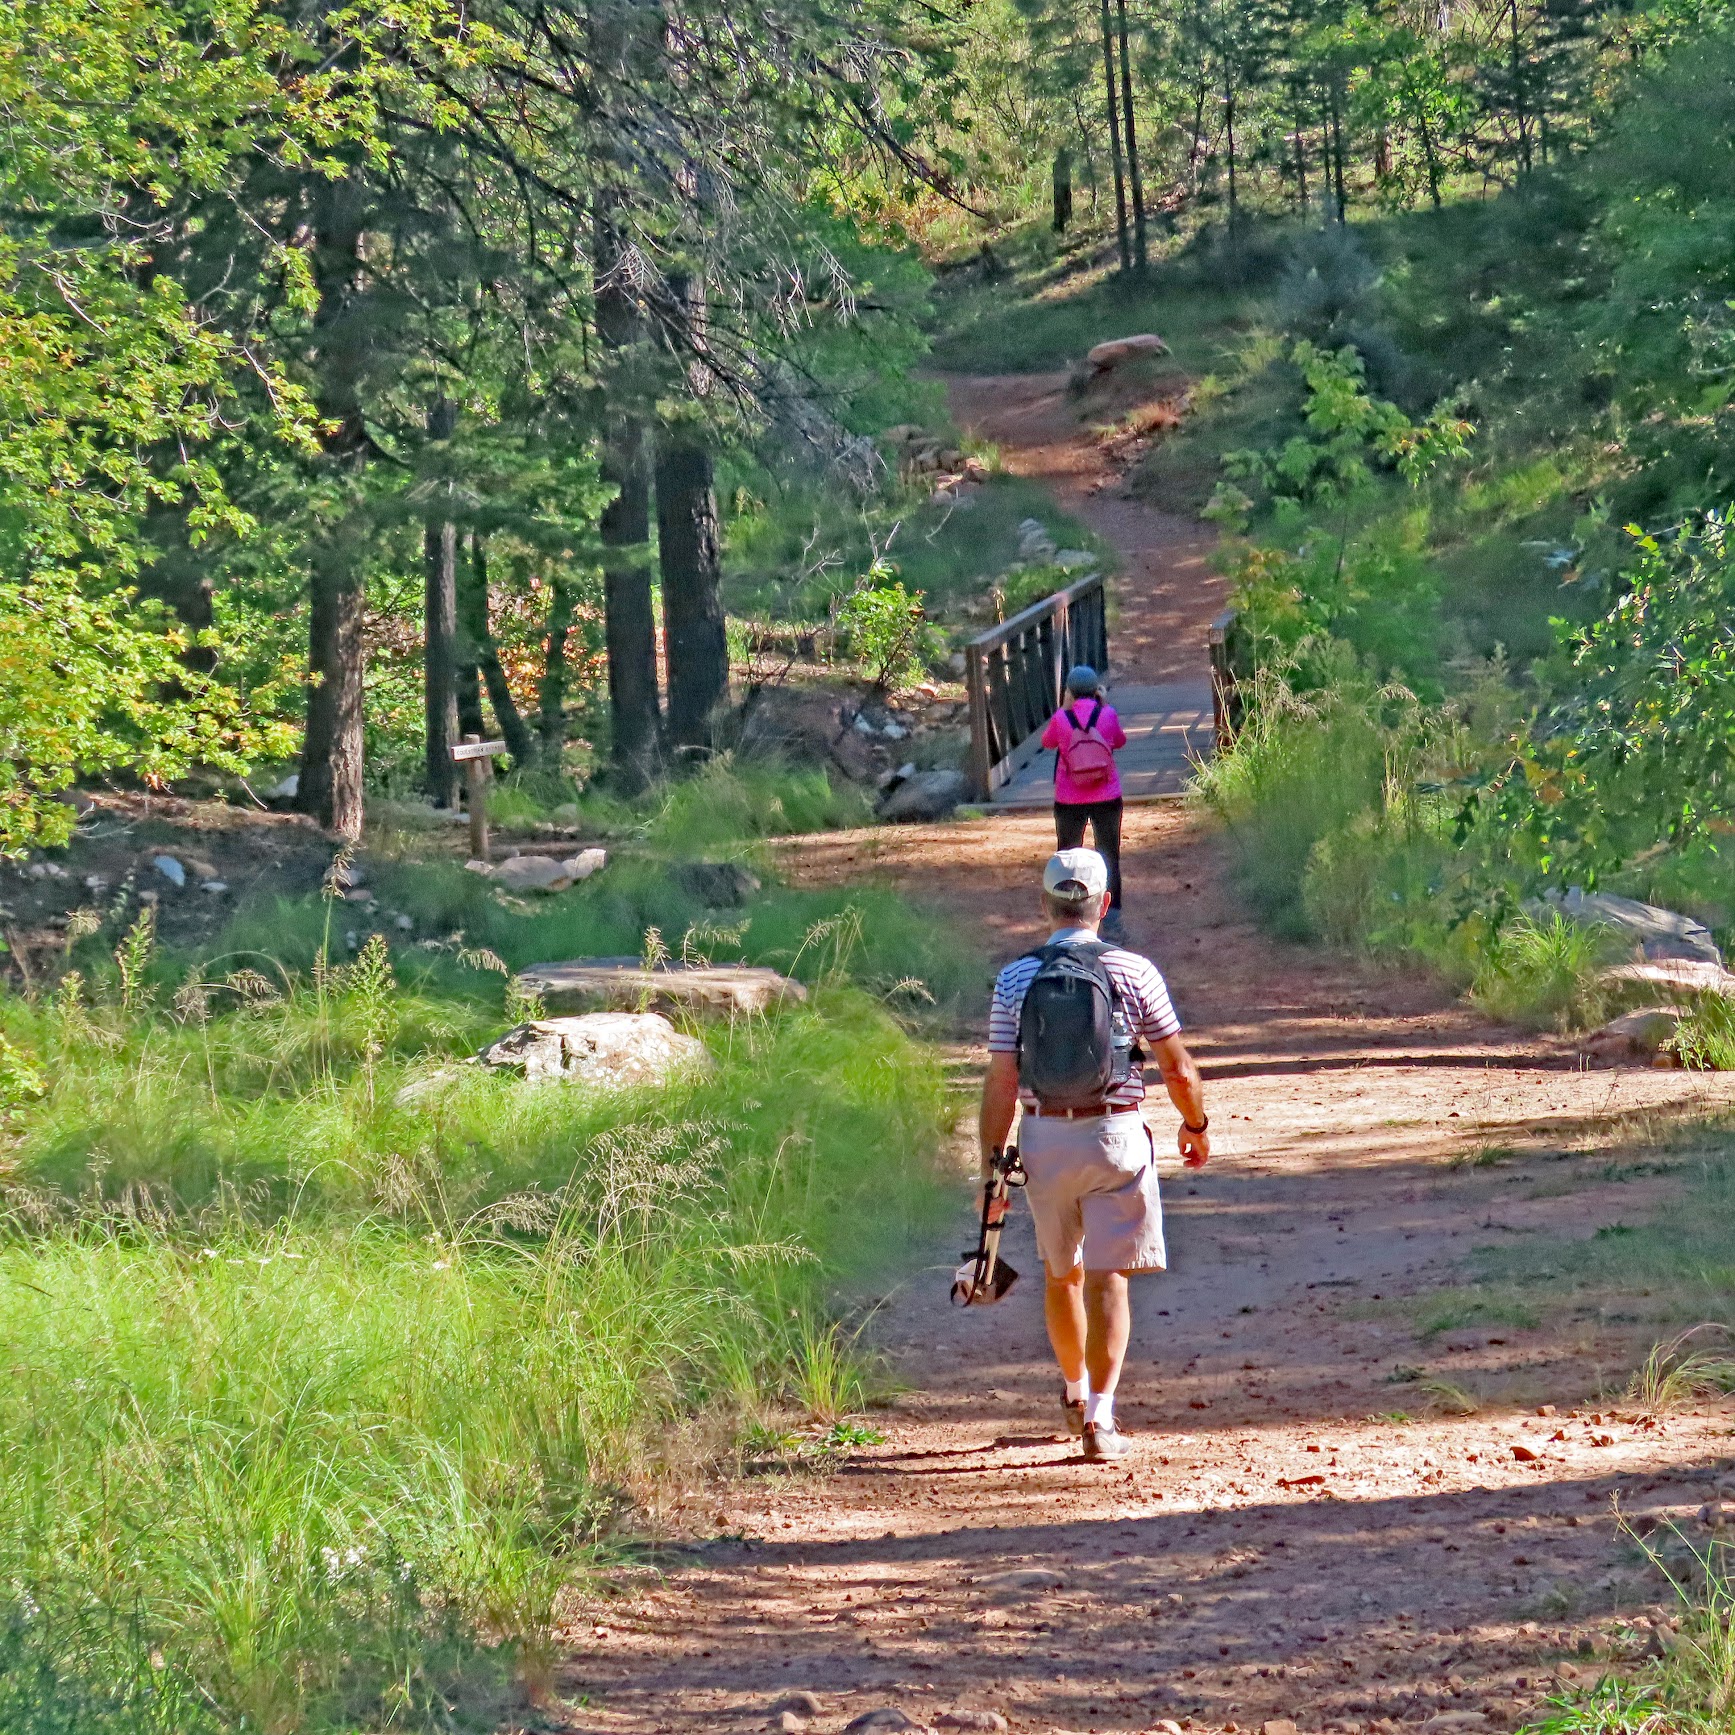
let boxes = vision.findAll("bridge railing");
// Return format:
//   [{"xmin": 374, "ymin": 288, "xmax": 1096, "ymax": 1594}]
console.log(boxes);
[
  {"xmin": 1208, "ymin": 608, "xmax": 1247, "ymax": 744},
  {"xmin": 963, "ymin": 572, "xmax": 1108, "ymax": 803}
]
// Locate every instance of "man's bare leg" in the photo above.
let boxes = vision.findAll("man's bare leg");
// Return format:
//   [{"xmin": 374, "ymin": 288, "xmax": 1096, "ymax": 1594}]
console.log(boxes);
[
  {"xmin": 1043, "ymin": 1264, "xmax": 1088, "ymax": 1385},
  {"xmin": 1082, "ymin": 1269, "xmax": 1132, "ymax": 1407}
]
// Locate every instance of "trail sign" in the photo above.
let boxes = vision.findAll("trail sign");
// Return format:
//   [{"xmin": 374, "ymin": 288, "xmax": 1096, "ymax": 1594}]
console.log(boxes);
[{"xmin": 449, "ymin": 735, "xmax": 507, "ymax": 859}]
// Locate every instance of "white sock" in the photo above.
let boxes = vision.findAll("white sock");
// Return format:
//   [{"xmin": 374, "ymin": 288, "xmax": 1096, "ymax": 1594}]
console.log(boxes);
[
  {"xmin": 1085, "ymin": 1391, "xmax": 1115, "ymax": 1429},
  {"xmin": 1064, "ymin": 1376, "xmax": 1088, "ymax": 1404}
]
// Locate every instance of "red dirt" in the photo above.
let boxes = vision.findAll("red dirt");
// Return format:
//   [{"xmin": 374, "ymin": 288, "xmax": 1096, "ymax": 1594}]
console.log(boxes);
[
  {"xmin": 945, "ymin": 372, "xmax": 1223, "ymax": 686},
  {"xmin": 547, "ymin": 384, "xmax": 1735, "ymax": 1735}
]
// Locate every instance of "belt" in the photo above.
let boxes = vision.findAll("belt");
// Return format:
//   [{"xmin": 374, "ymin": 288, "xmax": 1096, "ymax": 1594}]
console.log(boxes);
[{"xmin": 1031, "ymin": 1103, "xmax": 1132, "ymax": 1119}]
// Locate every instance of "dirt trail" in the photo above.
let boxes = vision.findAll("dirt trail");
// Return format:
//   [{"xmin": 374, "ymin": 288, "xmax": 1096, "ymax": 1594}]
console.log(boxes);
[
  {"xmin": 944, "ymin": 372, "xmax": 1222, "ymax": 685},
  {"xmin": 553, "ymin": 384, "xmax": 1735, "ymax": 1735}
]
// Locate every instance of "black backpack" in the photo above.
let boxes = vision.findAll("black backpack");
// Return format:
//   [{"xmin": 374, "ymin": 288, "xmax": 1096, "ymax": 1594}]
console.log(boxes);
[{"xmin": 1016, "ymin": 939, "xmax": 1140, "ymax": 1108}]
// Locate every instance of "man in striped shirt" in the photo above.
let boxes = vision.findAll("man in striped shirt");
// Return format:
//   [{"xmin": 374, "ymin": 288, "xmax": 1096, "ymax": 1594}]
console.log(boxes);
[{"xmin": 978, "ymin": 847, "xmax": 1209, "ymax": 1461}]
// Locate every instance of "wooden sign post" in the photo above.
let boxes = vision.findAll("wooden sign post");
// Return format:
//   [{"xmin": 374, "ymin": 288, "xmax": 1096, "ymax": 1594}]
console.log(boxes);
[{"xmin": 450, "ymin": 735, "xmax": 507, "ymax": 862}]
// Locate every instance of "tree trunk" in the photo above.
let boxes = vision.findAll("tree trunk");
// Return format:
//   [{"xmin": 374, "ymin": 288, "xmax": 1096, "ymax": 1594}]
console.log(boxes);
[
  {"xmin": 1419, "ymin": 109, "xmax": 1443, "ymax": 208},
  {"xmin": 658, "ymin": 439, "xmax": 728, "ymax": 753},
  {"xmin": 538, "ymin": 573, "xmax": 576, "ymax": 763},
  {"xmin": 423, "ymin": 397, "xmax": 460, "ymax": 807},
  {"xmin": 1293, "ymin": 91, "xmax": 1308, "ymax": 210},
  {"xmin": 1330, "ymin": 83, "xmax": 1348, "ymax": 218},
  {"xmin": 1509, "ymin": 0, "xmax": 1532, "ymax": 173},
  {"xmin": 595, "ymin": 209, "xmax": 661, "ymax": 791},
  {"xmin": 601, "ymin": 439, "xmax": 660, "ymax": 790},
  {"xmin": 468, "ymin": 536, "xmax": 534, "ymax": 764},
  {"xmin": 1051, "ymin": 147, "xmax": 1073, "ymax": 233},
  {"xmin": 1098, "ymin": 0, "xmax": 1131, "ymax": 274},
  {"xmin": 1115, "ymin": 0, "xmax": 1147, "ymax": 271},
  {"xmin": 297, "ymin": 197, "xmax": 370, "ymax": 842},
  {"xmin": 301, "ymin": 546, "xmax": 367, "ymax": 840},
  {"xmin": 1225, "ymin": 79, "xmax": 1239, "ymax": 230}
]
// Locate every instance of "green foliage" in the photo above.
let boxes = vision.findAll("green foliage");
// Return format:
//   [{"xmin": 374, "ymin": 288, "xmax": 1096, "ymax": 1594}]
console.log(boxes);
[
  {"xmin": 0, "ymin": 884, "xmax": 961, "ymax": 1727},
  {"xmin": 1501, "ymin": 512, "xmax": 1735, "ymax": 884},
  {"xmin": 836, "ymin": 577, "xmax": 931, "ymax": 690},
  {"xmin": 1224, "ymin": 342, "xmax": 1472, "ymax": 508},
  {"xmin": 1467, "ymin": 914, "xmax": 1611, "ymax": 1032},
  {"xmin": 1192, "ymin": 659, "xmax": 1400, "ymax": 936}
]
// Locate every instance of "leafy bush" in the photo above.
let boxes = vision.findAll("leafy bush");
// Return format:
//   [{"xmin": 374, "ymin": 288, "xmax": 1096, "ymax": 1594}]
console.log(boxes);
[{"xmin": 836, "ymin": 577, "xmax": 930, "ymax": 690}]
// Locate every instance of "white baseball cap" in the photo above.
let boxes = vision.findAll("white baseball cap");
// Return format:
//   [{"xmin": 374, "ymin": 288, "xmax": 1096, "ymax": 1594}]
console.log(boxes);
[{"xmin": 1043, "ymin": 848, "xmax": 1109, "ymax": 900}]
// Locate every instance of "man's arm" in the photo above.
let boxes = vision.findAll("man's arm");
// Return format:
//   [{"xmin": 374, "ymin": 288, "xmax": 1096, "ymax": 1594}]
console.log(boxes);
[
  {"xmin": 978, "ymin": 1050, "xmax": 1020, "ymax": 1178},
  {"xmin": 1148, "ymin": 1032, "xmax": 1210, "ymax": 1169}
]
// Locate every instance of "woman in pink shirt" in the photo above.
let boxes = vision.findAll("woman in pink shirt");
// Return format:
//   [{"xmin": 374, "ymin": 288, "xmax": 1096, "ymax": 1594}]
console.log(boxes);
[{"xmin": 1042, "ymin": 665, "xmax": 1128, "ymax": 939}]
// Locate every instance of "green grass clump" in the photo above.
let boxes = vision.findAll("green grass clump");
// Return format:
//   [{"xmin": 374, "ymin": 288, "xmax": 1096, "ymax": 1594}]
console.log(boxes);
[
  {"xmin": 1192, "ymin": 668, "xmax": 1395, "ymax": 939},
  {"xmin": 0, "ymin": 877, "xmax": 965, "ymax": 1729},
  {"xmin": 1469, "ymin": 914, "xmax": 1613, "ymax": 1033}
]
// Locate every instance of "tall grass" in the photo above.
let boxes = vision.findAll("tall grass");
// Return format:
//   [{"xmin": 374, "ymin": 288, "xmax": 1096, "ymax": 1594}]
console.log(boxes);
[
  {"xmin": 1469, "ymin": 913, "xmax": 1613, "ymax": 1032},
  {"xmin": 0, "ymin": 876, "xmax": 963, "ymax": 1730},
  {"xmin": 1192, "ymin": 664, "xmax": 1404, "ymax": 938}
]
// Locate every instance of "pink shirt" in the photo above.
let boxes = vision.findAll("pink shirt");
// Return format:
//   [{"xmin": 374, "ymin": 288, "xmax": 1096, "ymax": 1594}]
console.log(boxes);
[{"xmin": 1042, "ymin": 700, "xmax": 1127, "ymax": 804}]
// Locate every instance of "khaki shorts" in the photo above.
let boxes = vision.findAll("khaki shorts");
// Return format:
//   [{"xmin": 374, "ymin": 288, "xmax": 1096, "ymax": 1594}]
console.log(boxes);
[{"xmin": 1019, "ymin": 1109, "xmax": 1166, "ymax": 1275}]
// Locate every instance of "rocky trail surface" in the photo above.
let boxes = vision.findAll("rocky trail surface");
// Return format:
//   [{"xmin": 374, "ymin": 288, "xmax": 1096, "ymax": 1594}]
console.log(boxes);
[{"xmin": 550, "ymin": 379, "xmax": 1735, "ymax": 1735}]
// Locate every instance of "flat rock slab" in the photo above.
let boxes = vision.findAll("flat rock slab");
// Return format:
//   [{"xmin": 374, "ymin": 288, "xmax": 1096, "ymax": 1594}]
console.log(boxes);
[
  {"xmin": 1601, "ymin": 959, "xmax": 1735, "ymax": 1003},
  {"xmin": 1533, "ymin": 885, "xmax": 1724, "ymax": 966},
  {"xmin": 475, "ymin": 1014, "xmax": 713, "ymax": 1088},
  {"xmin": 518, "ymin": 958, "xmax": 807, "ymax": 1018}
]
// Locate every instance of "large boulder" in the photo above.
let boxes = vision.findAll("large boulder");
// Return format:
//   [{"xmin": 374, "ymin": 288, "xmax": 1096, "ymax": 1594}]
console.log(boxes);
[
  {"xmin": 1533, "ymin": 886, "xmax": 1724, "ymax": 967},
  {"xmin": 1600, "ymin": 958, "xmax": 1735, "ymax": 1004},
  {"xmin": 478, "ymin": 849, "xmax": 608, "ymax": 894},
  {"xmin": 517, "ymin": 958, "xmax": 807, "ymax": 1018},
  {"xmin": 1086, "ymin": 333, "xmax": 1169, "ymax": 373},
  {"xmin": 475, "ymin": 1013, "xmax": 713, "ymax": 1087},
  {"xmin": 878, "ymin": 768, "xmax": 967, "ymax": 822},
  {"xmin": 1582, "ymin": 1006, "xmax": 1686, "ymax": 1066}
]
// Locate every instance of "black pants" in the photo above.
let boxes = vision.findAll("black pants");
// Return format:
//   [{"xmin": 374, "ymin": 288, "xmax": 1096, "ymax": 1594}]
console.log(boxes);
[{"xmin": 1054, "ymin": 797, "xmax": 1123, "ymax": 909}]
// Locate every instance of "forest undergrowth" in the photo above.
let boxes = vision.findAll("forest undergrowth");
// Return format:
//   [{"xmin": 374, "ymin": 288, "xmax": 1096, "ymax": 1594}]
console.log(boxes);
[{"xmin": 0, "ymin": 765, "xmax": 971, "ymax": 1734}]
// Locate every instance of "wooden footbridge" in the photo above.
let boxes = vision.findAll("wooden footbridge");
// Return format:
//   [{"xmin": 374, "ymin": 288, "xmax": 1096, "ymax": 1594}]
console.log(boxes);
[{"xmin": 961, "ymin": 571, "xmax": 1235, "ymax": 807}]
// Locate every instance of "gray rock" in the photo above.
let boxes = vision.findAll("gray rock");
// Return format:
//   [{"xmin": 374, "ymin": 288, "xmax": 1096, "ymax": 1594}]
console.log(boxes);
[
  {"xmin": 393, "ymin": 913, "xmax": 414, "ymax": 931},
  {"xmin": 674, "ymin": 860, "xmax": 762, "ymax": 907},
  {"xmin": 489, "ymin": 851, "xmax": 605, "ymax": 894},
  {"xmin": 1601, "ymin": 959, "xmax": 1735, "ymax": 1003},
  {"xmin": 517, "ymin": 958, "xmax": 807, "ymax": 1019},
  {"xmin": 201, "ymin": 881, "xmax": 229, "ymax": 895},
  {"xmin": 1535, "ymin": 886, "xmax": 1724, "ymax": 966},
  {"xmin": 1053, "ymin": 549, "xmax": 1098, "ymax": 571},
  {"xmin": 877, "ymin": 769, "xmax": 966, "ymax": 822},
  {"xmin": 947, "ymin": 651, "xmax": 966, "ymax": 676},
  {"xmin": 1582, "ymin": 1006, "xmax": 1684, "ymax": 1063},
  {"xmin": 268, "ymin": 772, "xmax": 299, "ymax": 800},
  {"xmin": 881, "ymin": 720, "xmax": 909, "ymax": 741},
  {"xmin": 1086, "ymin": 333, "xmax": 1169, "ymax": 371},
  {"xmin": 842, "ymin": 1712, "xmax": 923, "ymax": 1735},
  {"xmin": 853, "ymin": 712, "xmax": 876, "ymax": 736},
  {"xmin": 974, "ymin": 1566, "xmax": 1064, "ymax": 1598},
  {"xmin": 769, "ymin": 1693, "xmax": 825, "ymax": 1719},
  {"xmin": 935, "ymin": 1714, "xmax": 1008, "ymax": 1731},
  {"xmin": 772, "ymin": 1714, "xmax": 805, "ymax": 1735},
  {"xmin": 151, "ymin": 855, "xmax": 186, "ymax": 888},
  {"xmin": 332, "ymin": 860, "xmax": 366, "ymax": 891},
  {"xmin": 474, "ymin": 1014, "xmax": 713, "ymax": 1088}
]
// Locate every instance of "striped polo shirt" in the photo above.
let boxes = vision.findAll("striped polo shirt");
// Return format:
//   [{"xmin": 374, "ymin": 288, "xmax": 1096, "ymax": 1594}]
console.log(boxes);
[{"xmin": 987, "ymin": 927, "xmax": 1181, "ymax": 1110}]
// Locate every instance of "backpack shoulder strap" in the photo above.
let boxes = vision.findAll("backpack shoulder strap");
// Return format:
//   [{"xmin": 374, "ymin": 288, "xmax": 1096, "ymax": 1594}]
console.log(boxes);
[{"xmin": 1086, "ymin": 698, "xmax": 1105, "ymax": 731}]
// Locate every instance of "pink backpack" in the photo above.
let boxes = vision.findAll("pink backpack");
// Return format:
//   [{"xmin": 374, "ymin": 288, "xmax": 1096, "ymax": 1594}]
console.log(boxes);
[{"xmin": 1058, "ymin": 700, "xmax": 1115, "ymax": 789}]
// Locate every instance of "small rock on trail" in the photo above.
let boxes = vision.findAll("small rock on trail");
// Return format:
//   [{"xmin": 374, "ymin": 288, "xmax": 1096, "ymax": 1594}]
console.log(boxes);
[{"xmin": 842, "ymin": 1710, "xmax": 924, "ymax": 1735}]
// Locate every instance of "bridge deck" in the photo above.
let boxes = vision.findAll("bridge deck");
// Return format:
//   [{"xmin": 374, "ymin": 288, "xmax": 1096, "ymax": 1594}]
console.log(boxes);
[{"xmin": 986, "ymin": 679, "xmax": 1214, "ymax": 808}]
